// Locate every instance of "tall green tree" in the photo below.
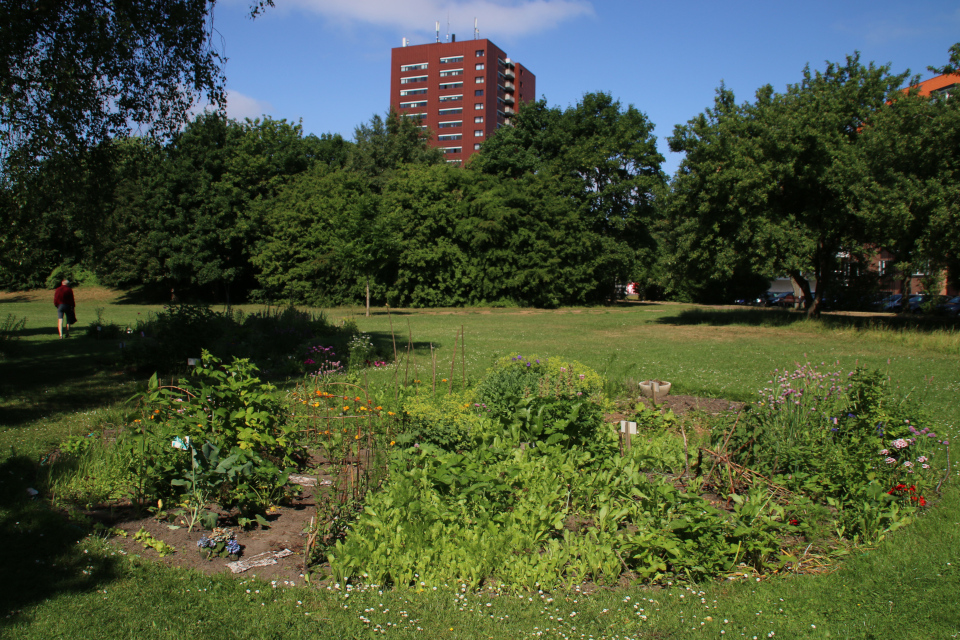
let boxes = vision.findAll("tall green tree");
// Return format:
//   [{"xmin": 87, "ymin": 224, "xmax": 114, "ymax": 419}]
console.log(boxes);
[
  {"xmin": 667, "ymin": 55, "xmax": 910, "ymax": 315},
  {"xmin": 253, "ymin": 166, "xmax": 382, "ymax": 306},
  {"xmin": 345, "ymin": 110, "xmax": 443, "ymax": 191},
  {"xmin": 475, "ymin": 92, "xmax": 665, "ymax": 299},
  {"xmin": 0, "ymin": 0, "xmax": 270, "ymax": 171},
  {"xmin": 93, "ymin": 113, "xmax": 324, "ymax": 301},
  {"xmin": 855, "ymin": 46, "xmax": 960, "ymax": 289}
]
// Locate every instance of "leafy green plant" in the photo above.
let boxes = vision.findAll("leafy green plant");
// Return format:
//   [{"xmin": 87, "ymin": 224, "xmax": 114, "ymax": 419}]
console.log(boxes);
[
  {"xmin": 122, "ymin": 352, "xmax": 301, "ymax": 522},
  {"xmin": 133, "ymin": 528, "xmax": 176, "ymax": 557}
]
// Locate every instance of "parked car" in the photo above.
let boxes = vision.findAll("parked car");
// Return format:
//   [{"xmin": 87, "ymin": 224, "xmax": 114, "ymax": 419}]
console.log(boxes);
[
  {"xmin": 905, "ymin": 294, "xmax": 932, "ymax": 313},
  {"xmin": 880, "ymin": 293, "xmax": 904, "ymax": 312},
  {"xmin": 775, "ymin": 293, "xmax": 800, "ymax": 308},
  {"xmin": 938, "ymin": 295, "xmax": 960, "ymax": 317},
  {"xmin": 746, "ymin": 292, "xmax": 781, "ymax": 307}
]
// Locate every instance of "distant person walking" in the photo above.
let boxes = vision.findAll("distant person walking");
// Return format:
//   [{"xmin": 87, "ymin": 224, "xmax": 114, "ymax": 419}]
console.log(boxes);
[{"xmin": 54, "ymin": 279, "xmax": 76, "ymax": 339}]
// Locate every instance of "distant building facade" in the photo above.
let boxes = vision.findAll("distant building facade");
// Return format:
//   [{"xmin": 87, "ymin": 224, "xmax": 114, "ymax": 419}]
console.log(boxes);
[{"xmin": 390, "ymin": 38, "xmax": 536, "ymax": 164}]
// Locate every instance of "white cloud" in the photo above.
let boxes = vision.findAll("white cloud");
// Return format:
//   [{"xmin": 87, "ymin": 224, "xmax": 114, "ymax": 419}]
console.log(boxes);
[
  {"xmin": 285, "ymin": 0, "xmax": 593, "ymax": 38},
  {"xmin": 224, "ymin": 89, "xmax": 275, "ymax": 121},
  {"xmin": 186, "ymin": 89, "xmax": 275, "ymax": 123}
]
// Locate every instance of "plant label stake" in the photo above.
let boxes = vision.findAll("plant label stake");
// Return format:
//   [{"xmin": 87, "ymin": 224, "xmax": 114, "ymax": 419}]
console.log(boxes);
[{"xmin": 619, "ymin": 420, "xmax": 637, "ymax": 452}]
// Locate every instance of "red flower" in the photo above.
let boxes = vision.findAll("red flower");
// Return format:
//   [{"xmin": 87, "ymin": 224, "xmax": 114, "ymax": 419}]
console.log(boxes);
[
  {"xmin": 919, "ymin": 497, "xmax": 927, "ymax": 506},
  {"xmin": 789, "ymin": 519, "xmax": 800, "ymax": 525}
]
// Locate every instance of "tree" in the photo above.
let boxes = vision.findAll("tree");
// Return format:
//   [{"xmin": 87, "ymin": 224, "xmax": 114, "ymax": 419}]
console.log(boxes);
[
  {"xmin": 475, "ymin": 92, "xmax": 665, "ymax": 300},
  {"xmin": 666, "ymin": 55, "xmax": 910, "ymax": 315},
  {"xmin": 92, "ymin": 113, "xmax": 323, "ymax": 301},
  {"xmin": 856, "ymin": 44, "xmax": 960, "ymax": 289},
  {"xmin": 345, "ymin": 110, "xmax": 444, "ymax": 191},
  {"xmin": 253, "ymin": 166, "xmax": 382, "ymax": 306},
  {"xmin": 1, "ymin": 0, "xmax": 269, "ymax": 172}
]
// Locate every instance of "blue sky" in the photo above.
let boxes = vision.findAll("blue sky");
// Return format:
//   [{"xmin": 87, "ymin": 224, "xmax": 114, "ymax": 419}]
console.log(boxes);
[{"xmin": 213, "ymin": 0, "xmax": 959, "ymax": 175}]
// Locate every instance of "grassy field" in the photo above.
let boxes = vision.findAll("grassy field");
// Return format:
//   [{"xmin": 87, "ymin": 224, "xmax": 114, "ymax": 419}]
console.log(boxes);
[{"xmin": 2, "ymin": 288, "xmax": 959, "ymax": 639}]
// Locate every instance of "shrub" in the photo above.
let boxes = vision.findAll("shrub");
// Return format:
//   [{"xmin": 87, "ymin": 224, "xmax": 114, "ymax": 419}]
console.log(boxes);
[
  {"xmin": 398, "ymin": 391, "xmax": 484, "ymax": 450},
  {"xmin": 472, "ymin": 353, "xmax": 612, "ymax": 455},
  {"xmin": 0, "ymin": 313, "xmax": 26, "ymax": 358},
  {"xmin": 122, "ymin": 351, "xmax": 303, "ymax": 523},
  {"xmin": 718, "ymin": 362, "xmax": 948, "ymax": 542},
  {"xmin": 122, "ymin": 304, "xmax": 356, "ymax": 377}
]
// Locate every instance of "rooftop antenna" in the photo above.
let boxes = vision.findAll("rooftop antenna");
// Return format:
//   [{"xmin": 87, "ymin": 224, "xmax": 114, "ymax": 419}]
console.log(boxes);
[
  {"xmin": 474, "ymin": 18, "xmax": 479, "ymax": 40},
  {"xmin": 435, "ymin": 21, "xmax": 440, "ymax": 43},
  {"xmin": 446, "ymin": 12, "xmax": 450, "ymax": 42},
  {"xmin": 402, "ymin": 37, "xmax": 408, "ymax": 47}
]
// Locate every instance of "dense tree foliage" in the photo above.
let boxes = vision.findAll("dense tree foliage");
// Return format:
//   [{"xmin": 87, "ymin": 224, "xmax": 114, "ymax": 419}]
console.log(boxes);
[
  {"xmin": 475, "ymin": 92, "xmax": 666, "ymax": 301},
  {"xmin": 664, "ymin": 55, "xmax": 912, "ymax": 314},
  {"xmin": 0, "ymin": 0, "xmax": 269, "ymax": 171},
  {"xmin": 3, "ymin": 44, "xmax": 956, "ymax": 308}
]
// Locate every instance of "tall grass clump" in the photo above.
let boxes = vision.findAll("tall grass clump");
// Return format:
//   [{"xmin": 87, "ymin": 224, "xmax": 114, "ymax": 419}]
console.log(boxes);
[{"xmin": 0, "ymin": 313, "xmax": 27, "ymax": 358}]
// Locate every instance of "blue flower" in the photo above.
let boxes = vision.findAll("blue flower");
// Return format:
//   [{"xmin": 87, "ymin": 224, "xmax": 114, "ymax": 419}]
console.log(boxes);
[
  {"xmin": 225, "ymin": 539, "xmax": 241, "ymax": 555},
  {"xmin": 197, "ymin": 536, "xmax": 210, "ymax": 548}
]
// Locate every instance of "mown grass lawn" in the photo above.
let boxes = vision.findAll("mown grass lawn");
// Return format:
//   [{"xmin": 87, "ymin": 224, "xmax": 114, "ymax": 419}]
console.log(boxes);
[{"xmin": 1, "ymin": 289, "xmax": 959, "ymax": 639}]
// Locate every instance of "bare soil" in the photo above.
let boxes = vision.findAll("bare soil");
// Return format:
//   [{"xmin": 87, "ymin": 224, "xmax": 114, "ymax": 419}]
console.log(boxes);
[{"xmin": 92, "ymin": 483, "xmax": 319, "ymax": 585}]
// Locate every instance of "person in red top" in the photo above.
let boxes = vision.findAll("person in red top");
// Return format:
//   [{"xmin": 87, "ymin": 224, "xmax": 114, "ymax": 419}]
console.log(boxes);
[{"xmin": 53, "ymin": 279, "xmax": 76, "ymax": 338}]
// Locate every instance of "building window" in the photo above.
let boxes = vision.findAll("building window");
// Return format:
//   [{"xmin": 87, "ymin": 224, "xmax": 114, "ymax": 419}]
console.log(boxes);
[
  {"xmin": 399, "ymin": 100, "xmax": 428, "ymax": 109},
  {"xmin": 399, "ymin": 88, "xmax": 428, "ymax": 96},
  {"xmin": 438, "ymin": 134, "xmax": 463, "ymax": 141},
  {"xmin": 439, "ymin": 81, "xmax": 463, "ymax": 90},
  {"xmin": 438, "ymin": 107, "xmax": 462, "ymax": 115},
  {"xmin": 474, "ymin": 103, "xmax": 484, "ymax": 110},
  {"xmin": 475, "ymin": 76, "xmax": 484, "ymax": 84},
  {"xmin": 441, "ymin": 146, "xmax": 462, "ymax": 154},
  {"xmin": 403, "ymin": 113, "xmax": 427, "ymax": 120},
  {"xmin": 400, "ymin": 75, "xmax": 428, "ymax": 84},
  {"xmin": 438, "ymin": 120, "xmax": 462, "ymax": 128},
  {"xmin": 474, "ymin": 89, "xmax": 484, "ymax": 97},
  {"xmin": 438, "ymin": 94, "xmax": 462, "ymax": 102},
  {"xmin": 439, "ymin": 69, "xmax": 463, "ymax": 77},
  {"xmin": 475, "ymin": 63, "xmax": 485, "ymax": 70},
  {"xmin": 474, "ymin": 130, "xmax": 483, "ymax": 137},
  {"xmin": 474, "ymin": 143, "xmax": 481, "ymax": 150},
  {"xmin": 475, "ymin": 49, "xmax": 484, "ymax": 57},
  {"xmin": 440, "ymin": 55, "xmax": 464, "ymax": 64},
  {"xmin": 474, "ymin": 116, "xmax": 484, "ymax": 123},
  {"xmin": 878, "ymin": 260, "xmax": 891, "ymax": 276},
  {"xmin": 400, "ymin": 62, "xmax": 428, "ymax": 72}
]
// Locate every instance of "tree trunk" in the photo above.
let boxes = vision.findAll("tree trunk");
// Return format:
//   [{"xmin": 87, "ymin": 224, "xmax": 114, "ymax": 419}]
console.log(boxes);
[{"xmin": 365, "ymin": 276, "xmax": 370, "ymax": 318}]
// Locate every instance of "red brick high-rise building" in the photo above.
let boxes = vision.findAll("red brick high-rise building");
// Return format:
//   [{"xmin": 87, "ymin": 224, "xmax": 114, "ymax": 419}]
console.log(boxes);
[{"xmin": 390, "ymin": 37, "xmax": 536, "ymax": 165}]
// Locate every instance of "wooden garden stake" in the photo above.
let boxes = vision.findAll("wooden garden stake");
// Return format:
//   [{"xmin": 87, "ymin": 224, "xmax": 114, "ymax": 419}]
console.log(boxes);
[
  {"xmin": 461, "ymin": 324, "xmax": 466, "ymax": 388},
  {"xmin": 449, "ymin": 328, "xmax": 459, "ymax": 394},
  {"xmin": 431, "ymin": 343, "xmax": 437, "ymax": 394},
  {"xmin": 404, "ymin": 323, "xmax": 412, "ymax": 387},
  {"xmin": 387, "ymin": 305, "xmax": 399, "ymax": 394}
]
